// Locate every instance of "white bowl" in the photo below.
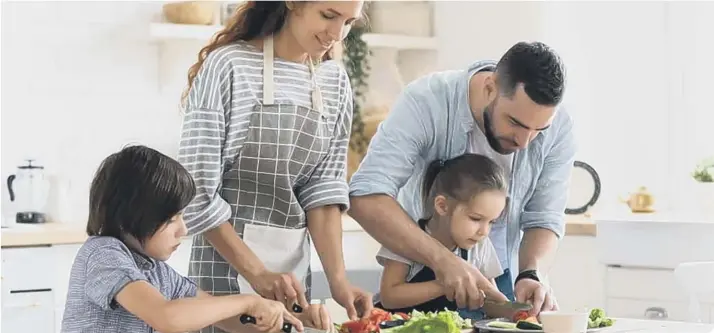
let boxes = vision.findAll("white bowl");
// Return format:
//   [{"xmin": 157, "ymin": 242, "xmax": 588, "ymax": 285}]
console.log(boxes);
[{"xmin": 539, "ymin": 311, "xmax": 589, "ymax": 333}]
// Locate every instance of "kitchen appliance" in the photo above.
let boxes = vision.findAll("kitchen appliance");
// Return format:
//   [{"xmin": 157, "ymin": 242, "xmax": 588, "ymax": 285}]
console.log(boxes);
[{"xmin": 6, "ymin": 159, "xmax": 50, "ymax": 223}]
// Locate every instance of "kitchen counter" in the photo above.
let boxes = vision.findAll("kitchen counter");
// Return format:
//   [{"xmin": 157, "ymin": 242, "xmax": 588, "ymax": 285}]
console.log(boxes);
[
  {"xmin": 1, "ymin": 214, "xmax": 596, "ymax": 247},
  {"xmin": 469, "ymin": 318, "xmax": 714, "ymax": 332}
]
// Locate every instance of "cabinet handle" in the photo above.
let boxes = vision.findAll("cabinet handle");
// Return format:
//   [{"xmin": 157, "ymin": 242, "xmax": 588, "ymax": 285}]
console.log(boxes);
[{"xmin": 644, "ymin": 307, "xmax": 668, "ymax": 319}]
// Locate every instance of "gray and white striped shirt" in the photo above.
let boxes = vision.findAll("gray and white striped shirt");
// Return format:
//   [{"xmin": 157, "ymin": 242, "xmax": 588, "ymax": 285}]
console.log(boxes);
[{"xmin": 178, "ymin": 41, "xmax": 352, "ymax": 236}]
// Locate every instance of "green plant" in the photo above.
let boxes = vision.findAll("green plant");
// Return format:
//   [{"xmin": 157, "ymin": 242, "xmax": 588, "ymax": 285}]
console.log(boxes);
[
  {"xmin": 692, "ymin": 157, "xmax": 714, "ymax": 182},
  {"xmin": 342, "ymin": 25, "xmax": 371, "ymax": 155}
]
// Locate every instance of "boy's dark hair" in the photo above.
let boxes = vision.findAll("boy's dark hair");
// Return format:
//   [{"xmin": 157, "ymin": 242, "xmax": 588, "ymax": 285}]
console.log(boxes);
[
  {"xmin": 86, "ymin": 145, "xmax": 196, "ymax": 242},
  {"xmin": 496, "ymin": 41, "xmax": 566, "ymax": 106},
  {"xmin": 419, "ymin": 154, "xmax": 508, "ymax": 229}
]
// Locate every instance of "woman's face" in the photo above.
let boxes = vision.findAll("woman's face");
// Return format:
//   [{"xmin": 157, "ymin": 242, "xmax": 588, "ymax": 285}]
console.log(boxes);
[
  {"xmin": 435, "ymin": 190, "xmax": 507, "ymax": 250},
  {"xmin": 285, "ymin": 1, "xmax": 363, "ymax": 58}
]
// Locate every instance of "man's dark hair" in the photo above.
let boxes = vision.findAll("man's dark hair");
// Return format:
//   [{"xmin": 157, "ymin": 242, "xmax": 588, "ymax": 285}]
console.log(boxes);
[
  {"xmin": 495, "ymin": 41, "xmax": 566, "ymax": 106},
  {"xmin": 86, "ymin": 145, "xmax": 196, "ymax": 242}
]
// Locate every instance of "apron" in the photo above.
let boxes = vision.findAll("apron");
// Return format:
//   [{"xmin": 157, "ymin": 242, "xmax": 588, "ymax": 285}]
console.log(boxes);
[
  {"xmin": 189, "ymin": 36, "xmax": 331, "ymax": 333},
  {"xmin": 374, "ymin": 222, "xmax": 486, "ymax": 320}
]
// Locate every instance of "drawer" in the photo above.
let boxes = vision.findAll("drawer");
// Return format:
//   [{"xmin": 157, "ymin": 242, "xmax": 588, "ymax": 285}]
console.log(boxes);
[
  {"xmin": 607, "ymin": 297, "xmax": 711, "ymax": 323},
  {"xmin": 606, "ymin": 266, "xmax": 714, "ymax": 303},
  {"xmin": 2, "ymin": 247, "xmax": 57, "ymax": 293}
]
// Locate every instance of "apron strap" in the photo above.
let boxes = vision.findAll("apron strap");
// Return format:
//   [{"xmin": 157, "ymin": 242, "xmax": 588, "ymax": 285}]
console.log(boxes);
[
  {"xmin": 307, "ymin": 60, "xmax": 324, "ymax": 114},
  {"xmin": 263, "ymin": 36, "xmax": 275, "ymax": 105},
  {"xmin": 263, "ymin": 35, "xmax": 324, "ymax": 113}
]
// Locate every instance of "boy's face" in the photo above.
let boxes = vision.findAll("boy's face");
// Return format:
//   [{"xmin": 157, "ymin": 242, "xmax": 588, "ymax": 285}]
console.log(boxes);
[{"xmin": 143, "ymin": 213, "xmax": 188, "ymax": 261}]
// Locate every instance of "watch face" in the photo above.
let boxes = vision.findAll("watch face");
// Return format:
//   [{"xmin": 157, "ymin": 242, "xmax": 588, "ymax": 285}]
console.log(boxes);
[{"xmin": 565, "ymin": 160, "xmax": 601, "ymax": 215}]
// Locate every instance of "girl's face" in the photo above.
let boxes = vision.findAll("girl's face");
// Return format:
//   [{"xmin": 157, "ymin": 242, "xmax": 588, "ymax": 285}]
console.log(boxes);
[
  {"xmin": 285, "ymin": 1, "xmax": 363, "ymax": 58},
  {"xmin": 434, "ymin": 190, "xmax": 507, "ymax": 249},
  {"xmin": 142, "ymin": 213, "xmax": 188, "ymax": 261}
]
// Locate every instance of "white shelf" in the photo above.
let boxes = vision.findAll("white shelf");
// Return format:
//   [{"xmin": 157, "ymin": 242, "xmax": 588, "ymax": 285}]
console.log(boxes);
[{"xmin": 148, "ymin": 23, "xmax": 437, "ymax": 50}]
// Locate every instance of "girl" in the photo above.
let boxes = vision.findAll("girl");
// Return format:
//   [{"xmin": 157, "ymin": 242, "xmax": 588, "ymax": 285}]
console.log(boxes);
[
  {"xmin": 178, "ymin": 2, "xmax": 372, "ymax": 332},
  {"xmin": 374, "ymin": 154, "xmax": 508, "ymax": 319},
  {"xmin": 60, "ymin": 145, "xmax": 325, "ymax": 333}
]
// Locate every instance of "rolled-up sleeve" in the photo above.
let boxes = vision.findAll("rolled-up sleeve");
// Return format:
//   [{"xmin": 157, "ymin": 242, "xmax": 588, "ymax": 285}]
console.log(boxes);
[
  {"xmin": 348, "ymin": 87, "xmax": 431, "ymax": 199},
  {"xmin": 519, "ymin": 114, "xmax": 577, "ymax": 238},
  {"xmin": 178, "ymin": 52, "xmax": 233, "ymax": 236},
  {"xmin": 297, "ymin": 71, "xmax": 352, "ymax": 212}
]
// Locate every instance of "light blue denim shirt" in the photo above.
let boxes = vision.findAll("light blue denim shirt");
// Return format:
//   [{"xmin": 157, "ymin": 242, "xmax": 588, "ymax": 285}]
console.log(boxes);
[{"xmin": 349, "ymin": 60, "xmax": 577, "ymax": 280}]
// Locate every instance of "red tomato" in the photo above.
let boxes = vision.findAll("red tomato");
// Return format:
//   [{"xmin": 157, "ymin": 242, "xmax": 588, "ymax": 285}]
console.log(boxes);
[
  {"xmin": 512, "ymin": 311, "xmax": 529, "ymax": 322},
  {"xmin": 368, "ymin": 308, "xmax": 391, "ymax": 325}
]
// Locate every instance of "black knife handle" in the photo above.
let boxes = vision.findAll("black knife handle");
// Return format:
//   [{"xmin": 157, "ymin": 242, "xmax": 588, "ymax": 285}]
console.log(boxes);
[
  {"xmin": 239, "ymin": 303, "xmax": 301, "ymax": 333},
  {"xmin": 239, "ymin": 315, "xmax": 293, "ymax": 333}
]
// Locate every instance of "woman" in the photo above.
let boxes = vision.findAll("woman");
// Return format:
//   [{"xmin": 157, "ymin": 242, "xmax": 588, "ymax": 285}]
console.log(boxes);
[{"xmin": 178, "ymin": 2, "xmax": 372, "ymax": 332}]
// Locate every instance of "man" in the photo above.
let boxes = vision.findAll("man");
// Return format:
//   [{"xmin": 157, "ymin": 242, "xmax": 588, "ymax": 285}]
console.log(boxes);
[{"xmin": 348, "ymin": 41, "xmax": 576, "ymax": 316}]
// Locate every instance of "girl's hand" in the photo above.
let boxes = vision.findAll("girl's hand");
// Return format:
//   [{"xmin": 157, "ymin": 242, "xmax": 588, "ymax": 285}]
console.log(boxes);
[
  {"xmin": 244, "ymin": 295, "xmax": 304, "ymax": 332},
  {"xmin": 295, "ymin": 304, "xmax": 332, "ymax": 331}
]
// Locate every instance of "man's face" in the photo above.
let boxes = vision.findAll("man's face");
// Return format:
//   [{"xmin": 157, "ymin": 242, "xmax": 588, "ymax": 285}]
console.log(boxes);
[{"xmin": 483, "ymin": 84, "xmax": 557, "ymax": 154}]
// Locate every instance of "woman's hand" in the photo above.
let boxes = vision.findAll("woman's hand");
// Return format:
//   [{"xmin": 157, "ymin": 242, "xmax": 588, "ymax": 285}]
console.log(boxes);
[
  {"xmin": 295, "ymin": 304, "xmax": 332, "ymax": 331},
  {"xmin": 329, "ymin": 277, "xmax": 374, "ymax": 320},
  {"xmin": 249, "ymin": 270, "xmax": 310, "ymax": 309},
  {"xmin": 244, "ymin": 295, "xmax": 304, "ymax": 333}
]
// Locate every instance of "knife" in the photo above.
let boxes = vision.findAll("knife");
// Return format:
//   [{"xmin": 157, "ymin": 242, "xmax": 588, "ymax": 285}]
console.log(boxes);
[
  {"xmin": 240, "ymin": 303, "xmax": 313, "ymax": 333},
  {"xmin": 483, "ymin": 299, "xmax": 533, "ymax": 311}
]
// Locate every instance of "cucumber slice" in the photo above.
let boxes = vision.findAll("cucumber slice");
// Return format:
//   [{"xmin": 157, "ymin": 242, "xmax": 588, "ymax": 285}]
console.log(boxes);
[
  {"xmin": 516, "ymin": 320, "xmax": 543, "ymax": 330},
  {"xmin": 487, "ymin": 321, "xmax": 518, "ymax": 329}
]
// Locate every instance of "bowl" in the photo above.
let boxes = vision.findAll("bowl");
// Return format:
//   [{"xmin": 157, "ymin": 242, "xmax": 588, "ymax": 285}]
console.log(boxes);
[{"xmin": 539, "ymin": 311, "xmax": 589, "ymax": 333}]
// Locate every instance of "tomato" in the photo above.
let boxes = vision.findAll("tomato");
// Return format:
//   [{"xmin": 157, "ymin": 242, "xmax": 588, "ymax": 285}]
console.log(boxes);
[
  {"xmin": 394, "ymin": 312, "xmax": 410, "ymax": 320},
  {"xmin": 524, "ymin": 316, "xmax": 540, "ymax": 324},
  {"xmin": 512, "ymin": 311, "xmax": 529, "ymax": 322},
  {"xmin": 368, "ymin": 308, "xmax": 391, "ymax": 325}
]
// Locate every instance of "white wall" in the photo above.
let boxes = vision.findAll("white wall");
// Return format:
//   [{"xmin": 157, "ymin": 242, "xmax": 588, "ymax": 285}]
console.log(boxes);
[
  {"xmin": 1, "ymin": 1, "xmax": 203, "ymax": 224},
  {"xmin": 432, "ymin": 1, "xmax": 714, "ymax": 215}
]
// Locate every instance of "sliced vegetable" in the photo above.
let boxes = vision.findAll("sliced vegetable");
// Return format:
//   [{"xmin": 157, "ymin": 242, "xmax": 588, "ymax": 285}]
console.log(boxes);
[
  {"xmin": 587, "ymin": 308, "xmax": 615, "ymax": 329},
  {"xmin": 516, "ymin": 320, "xmax": 543, "ymax": 330},
  {"xmin": 512, "ymin": 310, "xmax": 530, "ymax": 322},
  {"xmin": 487, "ymin": 321, "xmax": 518, "ymax": 329}
]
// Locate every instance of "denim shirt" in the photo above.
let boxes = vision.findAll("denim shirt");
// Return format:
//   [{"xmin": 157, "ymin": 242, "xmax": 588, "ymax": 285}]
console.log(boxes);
[{"xmin": 348, "ymin": 60, "xmax": 577, "ymax": 279}]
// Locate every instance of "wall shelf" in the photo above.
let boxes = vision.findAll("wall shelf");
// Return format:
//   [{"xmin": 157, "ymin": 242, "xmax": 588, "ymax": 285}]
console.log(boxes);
[{"xmin": 148, "ymin": 23, "xmax": 437, "ymax": 50}]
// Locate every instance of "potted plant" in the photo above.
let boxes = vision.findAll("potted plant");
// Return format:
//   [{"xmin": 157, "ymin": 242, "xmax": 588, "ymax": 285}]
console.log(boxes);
[
  {"xmin": 691, "ymin": 156, "xmax": 714, "ymax": 214},
  {"xmin": 343, "ymin": 24, "xmax": 371, "ymax": 179}
]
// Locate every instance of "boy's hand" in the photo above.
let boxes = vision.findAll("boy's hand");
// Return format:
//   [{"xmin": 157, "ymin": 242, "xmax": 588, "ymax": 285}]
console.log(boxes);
[{"xmin": 295, "ymin": 304, "xmax": 332, "ymax": 331}]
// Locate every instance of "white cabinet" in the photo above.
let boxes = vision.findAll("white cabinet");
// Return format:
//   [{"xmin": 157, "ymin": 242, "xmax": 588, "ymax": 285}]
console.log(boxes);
[
  {"xmin": 1, "ymin": 246, "xmax": 59, "ymax": 333},
  {"xmin": 604, "ymin": 266, "xmax": 714, "ymax": 323},
  {"xmin": 546, "ymin": 236, "xmax": 606, "ymax": 311},
  {"xmin": 2, "ymin": 290, "xmax": 56, "ymax": 333}
]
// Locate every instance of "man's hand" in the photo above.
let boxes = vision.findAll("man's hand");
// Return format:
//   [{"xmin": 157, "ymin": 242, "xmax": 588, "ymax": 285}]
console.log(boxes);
[
  {"xmin": 514, "ymin": 278, "xmax": 558, "ymax": 316},
  {"xmin": 434, "ymin": 253, "xmax": 508, "ymax": 310},
  {"xmin": 329, "ymin": 278, "xmax": 374, "ymax": 320}
]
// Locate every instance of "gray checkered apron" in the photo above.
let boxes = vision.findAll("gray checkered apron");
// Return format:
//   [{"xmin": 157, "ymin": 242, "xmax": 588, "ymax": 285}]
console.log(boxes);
[{"xmin": 189, "ymin": 36, "xmax": 331, "ymax": 333}]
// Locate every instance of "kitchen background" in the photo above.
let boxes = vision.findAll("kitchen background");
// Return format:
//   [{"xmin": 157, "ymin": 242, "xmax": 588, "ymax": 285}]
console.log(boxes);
[{"xmin": 1, "ymin": 1, "xmax": 713, "ymax": 332}]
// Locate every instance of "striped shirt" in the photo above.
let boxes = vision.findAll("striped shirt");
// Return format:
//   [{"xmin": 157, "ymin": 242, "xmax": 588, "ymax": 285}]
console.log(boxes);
[
  {"xmin": 61, "ymin": 236, "xmax": 198, "ymax": 333},
  {"xmin": 178, "ymin": 40, "xmax": 352, "ymax": 235}
]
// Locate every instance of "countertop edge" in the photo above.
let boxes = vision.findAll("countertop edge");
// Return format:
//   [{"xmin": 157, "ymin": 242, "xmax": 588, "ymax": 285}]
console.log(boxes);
[{"xmin": 1, "ymin": 215, "xmax": 595, "ymax": 247}]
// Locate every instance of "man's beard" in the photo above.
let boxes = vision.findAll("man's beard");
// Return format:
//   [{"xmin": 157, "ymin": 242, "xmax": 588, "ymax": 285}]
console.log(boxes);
[{"xmin": 482, "ymin": 105, "xmax": 510, "ymax": 154}]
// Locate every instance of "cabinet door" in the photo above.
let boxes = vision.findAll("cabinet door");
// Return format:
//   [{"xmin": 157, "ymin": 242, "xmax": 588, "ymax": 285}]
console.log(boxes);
[{"xmin": 2, "ymin": 290, "xmax": 55, "ymax": 333}]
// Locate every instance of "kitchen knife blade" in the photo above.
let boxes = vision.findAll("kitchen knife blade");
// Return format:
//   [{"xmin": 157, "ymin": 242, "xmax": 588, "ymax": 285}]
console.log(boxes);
[{"xmin": 484, "ymin": 299, "xmax": 533, "ymax": 311}]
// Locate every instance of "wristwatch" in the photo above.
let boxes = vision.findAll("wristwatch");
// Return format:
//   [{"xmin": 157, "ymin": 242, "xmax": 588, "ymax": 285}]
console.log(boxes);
[{"xmin": 515, "ymin": 269, "xmax": 540, "ymax": 284}]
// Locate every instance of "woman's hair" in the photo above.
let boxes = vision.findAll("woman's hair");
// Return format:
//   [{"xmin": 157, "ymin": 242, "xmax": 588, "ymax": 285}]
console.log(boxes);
[
  {"xmin": 418, "ymin": 154, "xmax": 508, "ymax": 229},
  {"xmin": 86, "ymin": 145, "xmax": 196, "ymax": 242},
  {"xmin": 181, "ymin": 1, "xmax": 345, "ymax": 106}
]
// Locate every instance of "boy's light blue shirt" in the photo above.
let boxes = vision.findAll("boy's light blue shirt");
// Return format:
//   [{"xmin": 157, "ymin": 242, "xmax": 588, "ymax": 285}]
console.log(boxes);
[{"xmin": 348, "ymin": 60, "xmax": 577, "ymax": 280}]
